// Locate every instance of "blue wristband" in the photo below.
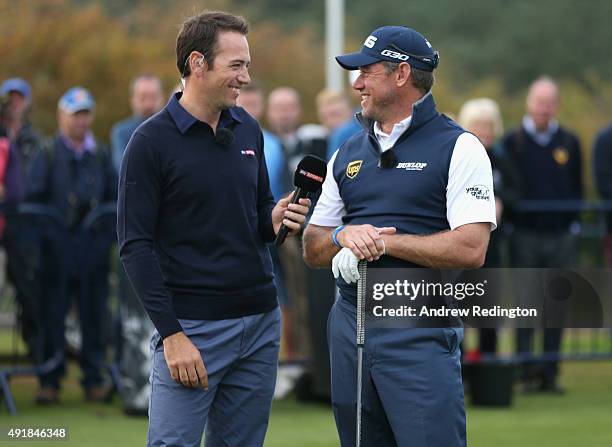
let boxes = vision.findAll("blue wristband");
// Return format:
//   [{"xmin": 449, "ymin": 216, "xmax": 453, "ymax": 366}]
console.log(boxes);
[{"xmin": 331, "ymin": 225, "xmax": 345, "ymax": 248}]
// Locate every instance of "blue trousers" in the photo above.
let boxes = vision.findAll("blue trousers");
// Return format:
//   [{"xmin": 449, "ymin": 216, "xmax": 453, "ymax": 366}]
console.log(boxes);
[
  {"xmin": 39, "ymin": 227, "xmax": 111, "ymax": 390},
  {"xmin": 148, "ymin": 308, "xmax": 280, "ymax": 447},
  {"xmin": 328, "ymin": 298, "xmax": 466, "ymax": 447}
]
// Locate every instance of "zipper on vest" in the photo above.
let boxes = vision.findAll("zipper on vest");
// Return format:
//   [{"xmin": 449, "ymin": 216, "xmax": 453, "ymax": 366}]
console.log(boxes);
[{"xmin": 368, "ymin": 134, "xmax": 385, "ymax": 169}]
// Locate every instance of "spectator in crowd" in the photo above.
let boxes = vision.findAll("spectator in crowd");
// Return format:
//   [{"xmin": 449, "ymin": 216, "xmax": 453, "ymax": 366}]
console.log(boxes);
[
  {"xmin": 111, "ymin": 74, "xmax": 164, "ymax": 173},
  {"xmin": 268, "ymin": 86, "xmax": 306, "ymax": 171},
  {"xmin": 0, "ymin": 84, "xmax": 25, "ymax": 227},
  {"xmin": 267, "ymin": 86, "xmax": 329, "ymax": 166},
  {"xmin": 315, "ymin": 89, "xmax": 353, "ymax": 135},
  {"xmin": 503, "ymin": 76, "xmax": 583, "ymax": 394},
  {"xmin": 326, "ymin": 71, "xmax": 363, "ymax": 161},
  {"xmin": 237, "ymin": 82, "xmax": 292, "ymax": 393},
  {"xmin": 110, "ymin": 74, "xmax": 164, "ymax": 414},
  {"xmin": 304, "ymin": 25, "xmax": 495, "ymax": 446},
  {"xmin": 0, "ymin": 78, "xmax": 43, "ymax": 361},
  {"xmin": 266, "ymin": 86, "xmax": 313, "ymax": 363},
  {"xmin": 458, "ymin": 97, "xmax": 520, "ymax": 355},
  {"xmin": 593, "ymin": 123, "xmax": 612, "ymax": 266},
  {"xmin": 238, "ymin": 82, "xmax": 288, "ymax": 200},
  {"xmin": 28, "ymin": 87, "xmax": 117, "ymax": 404}
]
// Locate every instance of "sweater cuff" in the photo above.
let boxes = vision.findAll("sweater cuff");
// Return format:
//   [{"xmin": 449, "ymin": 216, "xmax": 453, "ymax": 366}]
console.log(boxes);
[{"xmin": 155, "ymin": 318, "xmax": 184, "ymax": 340}]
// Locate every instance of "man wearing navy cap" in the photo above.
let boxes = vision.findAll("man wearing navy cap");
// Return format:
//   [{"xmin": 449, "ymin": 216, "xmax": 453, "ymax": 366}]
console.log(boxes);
[
  {"xmin": 29, "ymin": 86, "xmax": 117, "ymax": 404},
  {"xmin": 304, "ymin": 26, "xmax": 496, "ymax": 446}
]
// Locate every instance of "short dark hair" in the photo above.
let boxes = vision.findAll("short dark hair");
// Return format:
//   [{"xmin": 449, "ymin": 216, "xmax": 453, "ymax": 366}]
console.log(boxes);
[
  {"xmin": 176, "ymin": 11, "xmax": 249, "ymax": 77},
  {"xmin": 410, "ymin": 68, "xmax": 434, "ymax": 94},
  {"xmin": 381, "ymin": 61, "xmax": 434, "ymax": 95}
]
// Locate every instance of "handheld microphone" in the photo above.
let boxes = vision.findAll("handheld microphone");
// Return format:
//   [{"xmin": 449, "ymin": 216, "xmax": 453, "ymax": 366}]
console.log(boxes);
[
  {"xmin": 274, "ymin": 154, "xmax": 327, "ymax": 246},
  {"xmin": 215, "ymin": 128, "xmax": 235, "ymax": 147}
]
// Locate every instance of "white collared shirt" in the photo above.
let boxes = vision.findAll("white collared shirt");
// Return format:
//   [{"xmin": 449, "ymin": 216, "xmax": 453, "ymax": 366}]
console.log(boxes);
[
  {"xmin": 522, "ymin": 115, "xmax": 559, "ymax": 147},
  {"xmin": 373, "ymin": 115, "xmax": 412, "ymax": 152},
  {"xmin": 311, "ymin": 133, "xmax": 496, "ymax": 231}
]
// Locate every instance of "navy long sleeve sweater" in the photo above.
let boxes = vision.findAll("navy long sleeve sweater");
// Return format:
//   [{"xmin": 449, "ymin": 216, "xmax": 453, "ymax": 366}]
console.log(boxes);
[{"xmin": 117, "ymin": 94, "xmax": 277, "ymax": 338}]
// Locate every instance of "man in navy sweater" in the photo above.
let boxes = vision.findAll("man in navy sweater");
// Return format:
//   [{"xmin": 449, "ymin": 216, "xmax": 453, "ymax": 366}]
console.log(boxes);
[
  {"xmin": 593, "ymin": 123, "xmax": 612, "ymax": 266},
  {"xmin": 117, "ymin": 11, "xmax": 310, "ymax": 447},
  {"xmin": 503, "ymin": 76, "xmax": 583, "ymax": 394},
  {"xmin": 304, "ymin": 26, "xmax": 496, "ymax": 446}
]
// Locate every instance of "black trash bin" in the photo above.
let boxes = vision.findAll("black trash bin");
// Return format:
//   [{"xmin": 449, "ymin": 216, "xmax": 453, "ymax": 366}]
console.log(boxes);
[{"xmin": 467, "ymin": 361, "xmax": 516, "ymax": 407}]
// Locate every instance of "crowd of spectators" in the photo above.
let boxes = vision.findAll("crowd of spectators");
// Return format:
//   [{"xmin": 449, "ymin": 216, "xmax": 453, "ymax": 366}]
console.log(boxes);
[{"xmin": 1, "ymin": 71, "xmax": 610, "ymax": 406}]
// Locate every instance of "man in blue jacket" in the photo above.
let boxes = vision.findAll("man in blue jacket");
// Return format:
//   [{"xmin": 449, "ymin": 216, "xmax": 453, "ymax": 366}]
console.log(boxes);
[
  {"xmin": 304, "ymin": 26, "xmax": 496, "ymax": 446},
  {"xmin": 117, "ymin": 11, "xmax": 310, "ymax": 447},
  {"xmin": 110, "ymin": 74, "xmax": 164, "ymax": 173}
]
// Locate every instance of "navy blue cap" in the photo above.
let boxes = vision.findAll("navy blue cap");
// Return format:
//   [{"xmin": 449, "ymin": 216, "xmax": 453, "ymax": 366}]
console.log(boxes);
[
  {"xmin": 1, "ymin": 78, "xmax": 31, "ymax": 100},
  {"xmin": 58, "ymin": 87, "xmax": 95, "ymax": 113},
  {"xmin": 336, "ymin": 26, "xmax": 439, "ymax": 72}
]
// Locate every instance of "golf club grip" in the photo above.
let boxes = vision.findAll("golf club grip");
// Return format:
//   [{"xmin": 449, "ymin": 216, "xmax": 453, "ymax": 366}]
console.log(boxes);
[{"xmin": 356, "ymin": 260, "xmax": 367, "ymax": 346}]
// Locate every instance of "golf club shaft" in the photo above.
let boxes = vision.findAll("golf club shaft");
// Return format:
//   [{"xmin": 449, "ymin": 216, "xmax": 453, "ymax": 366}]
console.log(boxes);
[
  {"xmin": 356, "ymin": 260, "xmax": 367, "ymax": 447},
  {"xmin": 356, "ymin": 346, "xmax": 363, "ymax": 447}
]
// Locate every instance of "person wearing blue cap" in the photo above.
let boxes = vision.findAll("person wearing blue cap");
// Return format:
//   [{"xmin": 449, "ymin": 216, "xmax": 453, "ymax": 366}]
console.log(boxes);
[
  {"xmin": 28, "ymin": 86, "xmax": 117, "ymax": 404},
  {"xmin": 1, "ymin": 77, "xmax": 46, "ymax": 368},
  {"xmin": 1, "ymin": 78, "xmax": 32, "ymax": 139},
  {"xmin": 0, "ymin": 78, "xmax": 40, "ymax": 179},
  {"xmin": 304, "ymin": 26, "xmax": 496, "ymax": 446}
]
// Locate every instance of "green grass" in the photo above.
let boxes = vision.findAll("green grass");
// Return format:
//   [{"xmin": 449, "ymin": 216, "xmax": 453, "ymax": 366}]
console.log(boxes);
[{"xmin": 1, "ymin": 360, "xmax": 611, "ymax": 446}]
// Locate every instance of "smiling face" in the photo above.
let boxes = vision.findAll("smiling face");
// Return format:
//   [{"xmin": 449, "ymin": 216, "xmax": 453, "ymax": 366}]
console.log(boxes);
[
  {"xmin": 201, "ymin": 30, "xmax": 251, "ymax": 112},
  {"xmin": 352, "ymin": 62, "xmax": 399, "ymax": 125}
]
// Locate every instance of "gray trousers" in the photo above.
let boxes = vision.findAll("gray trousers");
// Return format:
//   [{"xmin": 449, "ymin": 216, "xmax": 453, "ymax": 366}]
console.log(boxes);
[
  {"xmin": 147, "ymin": 308, "xmax": 281, "ymax": 447},
  {"xmin": 511, "ymin": 229, "xmax": 578, "ymax": 382}
]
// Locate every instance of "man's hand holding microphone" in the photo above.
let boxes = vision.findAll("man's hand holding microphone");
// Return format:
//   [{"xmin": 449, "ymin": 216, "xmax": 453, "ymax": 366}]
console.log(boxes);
[{"xmin": 274, "ymin": 154, "xmax": 327, "ymax": 245}]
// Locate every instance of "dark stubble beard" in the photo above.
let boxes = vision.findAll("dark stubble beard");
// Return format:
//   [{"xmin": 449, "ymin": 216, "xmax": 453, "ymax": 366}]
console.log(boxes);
[{"xmin": 362, "ymin": 88, "xmax": 396, "ymax": 124}]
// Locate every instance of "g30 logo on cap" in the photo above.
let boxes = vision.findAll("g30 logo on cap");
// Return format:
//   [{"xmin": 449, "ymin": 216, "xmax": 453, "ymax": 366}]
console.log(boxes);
[
  {"xmin": 381, "ymin": 49, "xmax": 409, "ymax": 61},
  {"xmin": 346, "ymin": 160, "xmax": 363, "ymax": 179},
  {"xmin": 364, "ymin": 36, "xmax": 377, "ymax": 48}
]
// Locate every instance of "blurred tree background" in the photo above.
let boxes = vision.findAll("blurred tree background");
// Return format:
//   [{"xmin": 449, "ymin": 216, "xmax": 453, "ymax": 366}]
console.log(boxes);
[{"xmin": 1, "ymin": 0, "xmax": 611, "ymax": 193}]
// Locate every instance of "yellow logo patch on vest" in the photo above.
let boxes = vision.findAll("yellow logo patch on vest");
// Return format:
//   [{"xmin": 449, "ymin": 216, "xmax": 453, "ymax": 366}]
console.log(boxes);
[
  {"xmin": 553, "ymin": 147, "xmax": 569, "ymax": 166},
  {"xmin": 346, "ymin": 160, "xmax": 363, "ymax": 179}
]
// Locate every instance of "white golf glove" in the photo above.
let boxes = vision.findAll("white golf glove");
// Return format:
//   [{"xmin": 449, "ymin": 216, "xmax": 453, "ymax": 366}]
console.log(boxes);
[{"xmin": 332, "ymin": 247, "xmax": 360, "ymax": 284}]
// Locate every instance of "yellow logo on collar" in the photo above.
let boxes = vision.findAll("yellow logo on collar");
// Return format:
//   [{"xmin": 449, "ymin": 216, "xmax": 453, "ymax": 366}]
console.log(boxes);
[
  {"xmin": 346, "ymin": 160, "xmax": 363, "ymax": 179},
  {"xmin": 553, "ymin": 147, "xmax": 569, "ymax": 166}
]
